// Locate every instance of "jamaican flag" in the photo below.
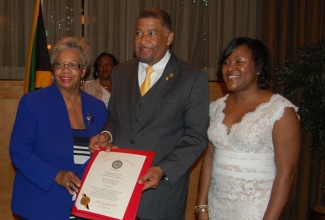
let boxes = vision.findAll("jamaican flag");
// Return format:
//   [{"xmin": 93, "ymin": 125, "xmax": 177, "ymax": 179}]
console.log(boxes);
[{"xmin": 24, "ymin": 0, "xmax": 52, "ymax": 93}]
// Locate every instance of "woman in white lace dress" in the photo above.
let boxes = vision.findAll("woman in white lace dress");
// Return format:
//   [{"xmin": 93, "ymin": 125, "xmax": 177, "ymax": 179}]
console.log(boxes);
[{"xmin": 196, "ymin": 37, "xmax": 301, "ymax": 220}]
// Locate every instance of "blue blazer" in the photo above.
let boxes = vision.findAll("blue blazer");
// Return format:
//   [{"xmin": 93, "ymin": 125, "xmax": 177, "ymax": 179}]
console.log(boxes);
[{"xmin": 9, "ymin": 84, "xmax": 107, "ymax": 220}]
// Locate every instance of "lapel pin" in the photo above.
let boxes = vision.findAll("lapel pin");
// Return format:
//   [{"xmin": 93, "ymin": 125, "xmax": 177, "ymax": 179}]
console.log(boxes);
[
  {"xmin": 165, "ymin": 73, "xmax": 174, "ymax": 81},
  {"xmin": 87, "ymin": 113, "xmax": 94, "ymax": 125}
]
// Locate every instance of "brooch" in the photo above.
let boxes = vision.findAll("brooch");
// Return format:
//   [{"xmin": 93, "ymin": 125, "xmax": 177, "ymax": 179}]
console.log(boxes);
[{"xmin": 87, "ymin": 113, "xmax": 94, "ymax": 125}]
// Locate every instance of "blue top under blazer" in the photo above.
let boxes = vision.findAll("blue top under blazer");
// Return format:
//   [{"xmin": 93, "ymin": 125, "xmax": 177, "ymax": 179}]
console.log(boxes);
[{"xmin": 9, "ymin": 84, "xmax": 107, "ymax": 220}]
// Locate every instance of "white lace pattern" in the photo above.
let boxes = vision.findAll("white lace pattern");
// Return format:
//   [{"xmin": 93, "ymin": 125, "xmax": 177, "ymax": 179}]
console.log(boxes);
[{"xmin": 207, "ymin": 94, "xmax": 298, "ymax": 220}]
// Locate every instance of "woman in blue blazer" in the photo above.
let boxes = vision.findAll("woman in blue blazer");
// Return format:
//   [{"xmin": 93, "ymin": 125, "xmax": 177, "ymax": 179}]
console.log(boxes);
[{"xmin": 9, "ymin": 37, "xmax": 107, "ymax": 220}]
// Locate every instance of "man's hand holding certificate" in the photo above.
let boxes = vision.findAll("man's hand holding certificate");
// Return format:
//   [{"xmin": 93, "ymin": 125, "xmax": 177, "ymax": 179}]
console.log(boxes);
[{"xmin": 72, "ymin": 148, "xmax": 155, "ymax": 220}]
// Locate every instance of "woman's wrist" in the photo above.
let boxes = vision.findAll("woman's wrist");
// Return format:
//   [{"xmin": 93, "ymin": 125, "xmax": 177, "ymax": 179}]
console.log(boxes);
[
  {"xmin": 100, "ymin": 131, "xmax": 112, "ymax": 143},
  {"xmin": 195, "ymin": 204, "xmax": 208, "ymax": 213}
]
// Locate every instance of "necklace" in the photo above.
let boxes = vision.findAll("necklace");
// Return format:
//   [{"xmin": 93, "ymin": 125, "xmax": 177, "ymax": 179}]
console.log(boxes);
[{"xmin": 100, "ymin": 80, "xmax": 111, "ymax": 91}]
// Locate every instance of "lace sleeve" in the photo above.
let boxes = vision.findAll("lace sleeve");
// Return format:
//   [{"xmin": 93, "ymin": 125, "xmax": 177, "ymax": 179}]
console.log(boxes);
[
  {"xmin": 209, "ymin": 95, "xmax": 228, "ymax": 117},
  {"xmin": 271, "ymin": 94, "xmax": 299, "ymax": 123}
]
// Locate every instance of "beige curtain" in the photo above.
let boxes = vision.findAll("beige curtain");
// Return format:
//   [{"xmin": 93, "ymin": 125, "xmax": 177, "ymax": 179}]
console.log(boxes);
[
  {"xmin": 0, "ymin": 0, "xmax": 260, "ymax": 80},
  {"xmin": 84, "ymin": 0, "xmax": 260, "ymax": 80},
  {"xmin": 83, "ymin": 0, "xmax": 212, "ymax": 69},
  {"xmin": 0, "ymin": 0, "xmax": 34, "ymax": 79},
  {"xmin": 0, "ymin": 0, "xmax": 82, "ymax": 80},
  {"xmin": 43, "ymin": 0, "xmax": 82, "ymax": 55},
  {"xmin": 205, "ymin": 0, "xmax": 261, "ymax": 80}
]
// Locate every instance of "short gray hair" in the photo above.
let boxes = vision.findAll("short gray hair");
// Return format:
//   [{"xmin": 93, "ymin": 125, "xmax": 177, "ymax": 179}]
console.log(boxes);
[{"xmin": 50, "ymin": 37, "xmax": 92, "ymax": 69}]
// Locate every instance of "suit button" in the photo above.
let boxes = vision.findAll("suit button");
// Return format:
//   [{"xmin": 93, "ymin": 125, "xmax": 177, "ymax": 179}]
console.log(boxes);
[
  {"xmin": 135, "ymin": 118, "xmax": 138, "ymax": 122},
  {"xmin": 130, "ymin": 140, "xmax": 135, "ymax": 144}
]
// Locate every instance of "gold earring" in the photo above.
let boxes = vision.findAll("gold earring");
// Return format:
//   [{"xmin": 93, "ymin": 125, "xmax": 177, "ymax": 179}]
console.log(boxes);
[{"xmin": 80, "ymin": 77, "xmax": 85, "ymax": 86}]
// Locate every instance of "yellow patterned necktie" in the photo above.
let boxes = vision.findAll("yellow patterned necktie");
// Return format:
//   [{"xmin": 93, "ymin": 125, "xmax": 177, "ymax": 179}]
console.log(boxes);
[{"xmin": 140, "ymin": 66, "xmax": 155, "ymax": 96}]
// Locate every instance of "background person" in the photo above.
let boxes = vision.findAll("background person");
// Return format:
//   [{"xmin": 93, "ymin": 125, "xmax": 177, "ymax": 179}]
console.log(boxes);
[
  {"xmin": 196, "ymin": 37, "xmax": 301, "ymax": 220},
  {"xmin": 89, "ymin": 8, "xmax": 210, "ymax": 220},
  {"xmin": 82, "ymin": 52, "xmax": 119, "ymax": 107},
  {"xmin": 9, "ymin": 37, "xmax": 107, "ymax": 220}
]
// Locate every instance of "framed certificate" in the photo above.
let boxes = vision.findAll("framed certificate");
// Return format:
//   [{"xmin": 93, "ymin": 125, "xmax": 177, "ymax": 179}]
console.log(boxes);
[{"xmin": 71, "ymin": 148, "xmax": 155, "ymax": 220}]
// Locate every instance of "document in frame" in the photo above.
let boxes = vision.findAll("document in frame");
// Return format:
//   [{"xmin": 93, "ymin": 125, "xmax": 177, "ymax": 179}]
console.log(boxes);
[{"xmin": 71, "ymin": 148, "xmax": 155, "ymax": 220}]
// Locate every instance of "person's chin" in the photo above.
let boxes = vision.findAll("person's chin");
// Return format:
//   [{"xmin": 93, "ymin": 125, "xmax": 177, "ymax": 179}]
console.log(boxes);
[{"xmin": 137, "ymin": 55, "xmax": 153, "ymax": 64}]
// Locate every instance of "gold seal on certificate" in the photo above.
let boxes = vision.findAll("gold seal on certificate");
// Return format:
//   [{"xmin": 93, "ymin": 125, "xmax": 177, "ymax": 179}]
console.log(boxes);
[
  {"xmin": 71, "ymin": 148, "xmax": 155, "ymax": 220},
  {"xmin": 80, "ymin": 193, "xmax": 90, "ymax": 209}
]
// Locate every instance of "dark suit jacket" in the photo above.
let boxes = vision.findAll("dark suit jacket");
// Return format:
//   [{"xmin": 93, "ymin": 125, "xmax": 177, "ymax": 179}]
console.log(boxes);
[
  {"xmin": 9, "ymin": 84, "xmax": 108, "ymax": 219},
  {"xmin": 104, "ymin": 53, "xmax": 210, "ymax": 219}
]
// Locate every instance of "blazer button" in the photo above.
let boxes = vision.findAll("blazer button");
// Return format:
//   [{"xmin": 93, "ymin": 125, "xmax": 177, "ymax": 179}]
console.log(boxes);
[{"xmin": 130, "ymin": 140, "xmax": 135, "ymax": 144}]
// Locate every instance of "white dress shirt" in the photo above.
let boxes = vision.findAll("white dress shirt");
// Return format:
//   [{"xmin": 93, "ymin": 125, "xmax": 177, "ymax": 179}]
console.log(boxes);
[{"xmin": 138, "ymin": 51, "xmax": 171, "ymax": 89}]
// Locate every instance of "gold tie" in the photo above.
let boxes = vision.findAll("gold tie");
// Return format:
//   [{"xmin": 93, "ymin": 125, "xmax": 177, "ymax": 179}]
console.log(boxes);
[{"xmin": 140, "ymin": 66, "xmax": 155, "ymax": 96}]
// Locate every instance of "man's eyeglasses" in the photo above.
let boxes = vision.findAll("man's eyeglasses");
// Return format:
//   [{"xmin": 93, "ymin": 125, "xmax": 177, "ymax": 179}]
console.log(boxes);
[{"xmin": 53, "ymin": 62, "xmax": 85, "ymax": 70}]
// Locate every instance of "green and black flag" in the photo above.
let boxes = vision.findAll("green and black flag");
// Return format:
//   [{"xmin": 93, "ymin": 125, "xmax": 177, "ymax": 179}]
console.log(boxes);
[{"xmin": 24, "ymin": 0, "xmax": 52, "ymax": 93}]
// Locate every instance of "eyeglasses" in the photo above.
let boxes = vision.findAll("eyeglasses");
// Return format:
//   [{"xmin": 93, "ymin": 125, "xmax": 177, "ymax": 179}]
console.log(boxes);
[{"xmin": 53, "ymin": 62, "xmax": 85, "ymax": 70}]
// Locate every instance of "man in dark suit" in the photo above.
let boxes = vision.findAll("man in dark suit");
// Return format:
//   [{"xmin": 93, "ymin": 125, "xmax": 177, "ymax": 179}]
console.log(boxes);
[{"xmin": 89, "ymin": 8, "xmax": 209, "ymax": 220}]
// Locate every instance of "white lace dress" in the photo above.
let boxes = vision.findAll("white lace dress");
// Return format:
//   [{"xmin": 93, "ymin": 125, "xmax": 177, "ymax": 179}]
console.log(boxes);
[{"xmin": 207, "ymin": 94, "xmax": 298, "ymax": 220}]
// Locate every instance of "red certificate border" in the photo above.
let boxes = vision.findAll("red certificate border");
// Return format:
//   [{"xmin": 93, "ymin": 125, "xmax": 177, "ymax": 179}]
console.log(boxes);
[{"xmin": 71, "ymin": 147, "xmax": 155, "ymax": 220}]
